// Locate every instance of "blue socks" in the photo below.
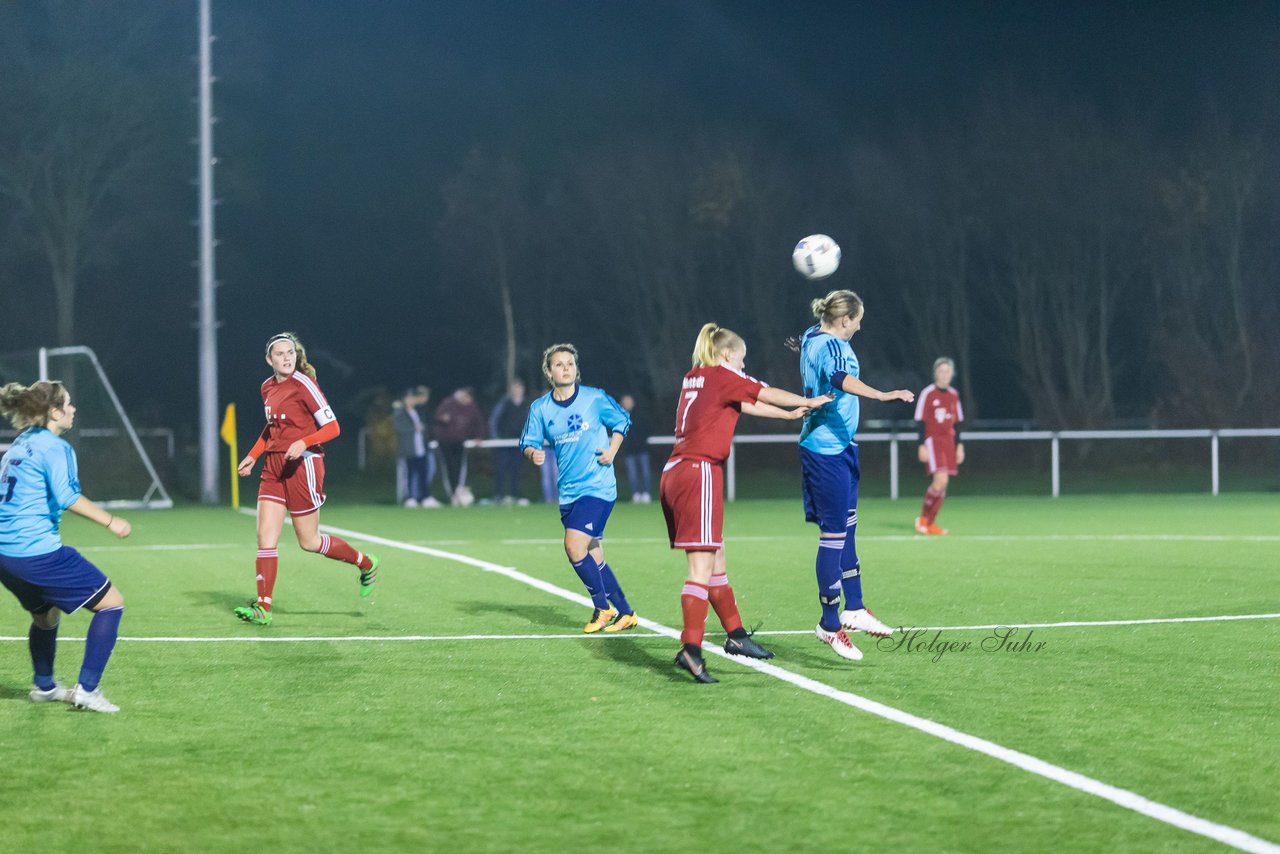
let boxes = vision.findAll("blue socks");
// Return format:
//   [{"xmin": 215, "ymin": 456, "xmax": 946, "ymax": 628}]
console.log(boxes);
[
  {"xmin": 599, "ymin": 563, "xmax": 633, "ymax": 616},
  {"xmin": 78, "ymin": 606, "xmax": 123, "ymax": 692},
  {"xmin": 570, "ymin": 554, "xmax": 610, "ymax": 610},
  {"xmin": 29, "ymin": 620, "xmax": 59, "ymax": 691},
  {"xmin": 842, "ymin": 510, "xmax": 863, "ymax": 610},
  {"xmin": 817, "ymin": 536, "xmax": 845, "ymax": 631}
]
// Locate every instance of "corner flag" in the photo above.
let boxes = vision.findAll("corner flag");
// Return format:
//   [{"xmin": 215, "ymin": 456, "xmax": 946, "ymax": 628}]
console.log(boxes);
[{"xmin": 220, "ymin": 404, "xmax": 239, "ymax": 509}]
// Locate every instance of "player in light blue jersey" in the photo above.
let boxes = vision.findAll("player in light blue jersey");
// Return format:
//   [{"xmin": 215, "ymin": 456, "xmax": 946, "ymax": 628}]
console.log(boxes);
[
  {"xmin": 0, "ymin": 381, "xmax": 133, "ymax": 713},
  {"xmin": 521, "ymin": 343, "xmax": 639, "ymax": 634},
  {"xmin": 797, "ymin": 290, "xmax": 914, "ymax": 661}
]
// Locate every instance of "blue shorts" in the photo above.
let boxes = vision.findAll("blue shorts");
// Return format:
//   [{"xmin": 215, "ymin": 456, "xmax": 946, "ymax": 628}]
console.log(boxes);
[
  {"xmin": 0, "ymin": 546, "xmax": 111, "ymax": 614},
  {"xmin": 800, "ymin": 444, "xmax": 860, "ymax": 534},
  {"xmin": 559, "ymin": 496, "xmax": 614, "ymax": 539}
]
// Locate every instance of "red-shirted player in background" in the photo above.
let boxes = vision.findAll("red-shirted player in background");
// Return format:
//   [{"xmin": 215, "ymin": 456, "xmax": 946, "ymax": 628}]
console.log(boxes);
[
  {"xmin": 663, "ymin": 323, "xmax": 830, "ymax": 683},
  {"xmin": 914, "ymin": 357, "xmax": 965, "ymax": 536},
  {"xmin": 233, "ymin": 333, "xmax": 379, "ymax": 625}
]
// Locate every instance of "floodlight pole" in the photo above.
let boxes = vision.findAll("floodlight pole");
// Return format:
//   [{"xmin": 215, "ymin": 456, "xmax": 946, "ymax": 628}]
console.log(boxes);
[{"xmin": 197, "ymin": 0, "xmax": 219, "ymax": 503}]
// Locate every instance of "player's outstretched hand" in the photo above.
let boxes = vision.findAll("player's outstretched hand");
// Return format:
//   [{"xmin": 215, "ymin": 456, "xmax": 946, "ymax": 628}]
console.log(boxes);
[
  {"xmin": 781, "ymin": 407, "xmax": 807, "ymax": 421},
  {"xmin": 595, "ymin": 447, "xmax": 616, "ymax": 466},
  {"xmin": 957, "ymin": 444, "xmax": 966, "ymax": 465},
  {"xmin": 107, "ymin": 516, "xmax": 131, "ymax": 539},
  {"xmin": 284, "ymin": 439, "xmax": 307, "ymax": 460},
  {"xmin": 917, "ymin": 445, "xmax": 929, "ymax": 463},
  {"xmin": 805, "ymin": 394, "xmax": 836, "ymax": 410},
  {"xmin": 237, "ymin": 455, "xmax": 257, "ymax": 477},
  {"xmin": 527, "ymin": 449, "xmax": 546, "ymax": 466},
  {"xmin": 883, "ymin": 389, "xmax": 915, "ymax": 404}
]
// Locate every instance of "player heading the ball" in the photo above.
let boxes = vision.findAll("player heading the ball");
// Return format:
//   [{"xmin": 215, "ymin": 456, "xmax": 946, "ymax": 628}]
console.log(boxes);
[
  {"xmin": 234, "ymin": 332, "xmax": 380, "ymax": 626},
  {"xmin": 520, "ymin": 343, "xmax": 639, "ymax": 634},
  {"xmin": 663, "ymin": 323, "xmax": 833, "ymax": 684},
  {"xmin": 797, "ymin": 290, "xmax": 914, "ymax": 661}
]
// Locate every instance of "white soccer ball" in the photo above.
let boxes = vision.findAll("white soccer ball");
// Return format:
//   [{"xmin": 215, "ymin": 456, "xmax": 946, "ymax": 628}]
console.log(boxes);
[{"xmin": 792, "ymin": 234, "xmax": 841, "ymax": 280}]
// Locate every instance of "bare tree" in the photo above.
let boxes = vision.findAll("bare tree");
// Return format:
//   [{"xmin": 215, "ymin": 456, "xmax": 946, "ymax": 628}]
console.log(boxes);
[{"xmin": 0, "ymin": 2, "xmax": 170, "ymax": 345}]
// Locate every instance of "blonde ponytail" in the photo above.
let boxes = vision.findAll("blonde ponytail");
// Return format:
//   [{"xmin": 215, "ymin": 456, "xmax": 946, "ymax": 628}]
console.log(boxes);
[
  {"xmin": 691, "ymin": 322, "xmax": 745, "ymax": 368},
  {"xmin": 0, "ymin": 381, "xmax": 69, "ymax": 429},
  {"xmin": 811, "ymin": 289, "xmax": 864, "ymax": 325}
]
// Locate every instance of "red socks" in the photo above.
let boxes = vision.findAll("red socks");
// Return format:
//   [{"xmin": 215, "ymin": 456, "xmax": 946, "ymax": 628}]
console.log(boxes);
[
  {"xmin": 922, "ymin": 487, "xmax": 946, "ymax": 525},
  {"xmin": 318, "ymin": 533, "xmax": 373, "ymax": 570},
  {"xmin": 680, "ymin": 582, "xmax": 710, "ymax": 647},
  {"xmin": 255, "ymin": 548, "xmax": 278, "ymax": 611},
  {"xmin": 707, "ymin": 574, "xmax": 743, "ymax": 635}
]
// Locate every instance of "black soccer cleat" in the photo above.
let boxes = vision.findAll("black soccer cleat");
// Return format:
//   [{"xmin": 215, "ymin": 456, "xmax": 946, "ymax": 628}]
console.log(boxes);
[
  {"xmin": 674, "ymin": 648, "xmax": 718, "ymax": 684},
  {"xmin": 724, "ymin": 633, "xmax": 775, "ymax": 660}
]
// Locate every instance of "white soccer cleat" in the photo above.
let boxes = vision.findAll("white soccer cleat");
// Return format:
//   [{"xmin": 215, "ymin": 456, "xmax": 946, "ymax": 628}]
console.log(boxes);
[
  {"xmin": 841, "ymin": 607, "xmax": 894, "ymax": 638},
  {"xmin": 30, "ymin": 683, "xmax": 71, "ymax": 704},
  {"xmin": 69, "ymin": 684, "xmax": 119, "ymax": 714},
  {"xmin": 815, "ymin": 623, "xmax": 864, "ymax": 661}
]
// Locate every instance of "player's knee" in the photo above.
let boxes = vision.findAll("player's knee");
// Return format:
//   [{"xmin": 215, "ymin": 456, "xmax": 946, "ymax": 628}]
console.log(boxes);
[
  {"xmin": 95, "ymin": 586, "xmax": 125, "ymax": 610},
  {"xmin": 32, "ymin": 608, "xmax": 61, "ymax": 629},
  {"xmin": 299, "ymin": 535, "xmax": 323, "ymax": 553}
]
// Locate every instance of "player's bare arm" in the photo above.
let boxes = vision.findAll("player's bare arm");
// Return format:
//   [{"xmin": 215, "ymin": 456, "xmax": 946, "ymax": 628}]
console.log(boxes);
[
  {"xmin": 67, "ymin": 495, "xmax": 131, "ymax": 539},
  {"xmin": 742, "ymin": 400, "xmax": 805, "ymax": 420},
  {"xmin": 840, "ymin": 374, "xmax": 914, "ymax": 404}
]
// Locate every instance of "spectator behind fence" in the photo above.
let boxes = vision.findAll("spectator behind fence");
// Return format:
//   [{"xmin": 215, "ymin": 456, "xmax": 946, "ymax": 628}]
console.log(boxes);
[
  {"xmin": 489, "ymin": 379, "xmax": 531, "ymax": 505},
  {"xmin": 619, "ymin": 394, "xmax": 652, "ymax": 503},
  {"xmin": 433, "ymin": 386, "xmax": 486, "ymax": 506},
  {"xmin": 393, "ymin": 385, "xmax": 439, "ymax": 508}
]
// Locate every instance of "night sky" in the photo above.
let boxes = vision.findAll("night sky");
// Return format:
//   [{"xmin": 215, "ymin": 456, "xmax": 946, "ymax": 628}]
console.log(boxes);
[{"xmin": 2, "ymin": 1, "xmax": 1277, "ymax": 440}]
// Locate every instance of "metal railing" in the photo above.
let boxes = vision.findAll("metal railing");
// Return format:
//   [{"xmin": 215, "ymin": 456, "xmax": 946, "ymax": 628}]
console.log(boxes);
[{"xmin": 359, "ymin": 427, "xmax": 1280, "ymax": 501}]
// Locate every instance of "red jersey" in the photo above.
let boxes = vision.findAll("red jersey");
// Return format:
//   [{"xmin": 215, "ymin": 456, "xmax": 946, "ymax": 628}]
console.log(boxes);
[
  {"xmin": 259, "ymin": 372, "xmax": 336, "ymax": 455},
  {"xmin": 668, "ymin": 365, "xmax": 766, "ymax": 464},
  {"xmin": 914, "ymin": 383, "xmax": 964, "ymax": 444}
]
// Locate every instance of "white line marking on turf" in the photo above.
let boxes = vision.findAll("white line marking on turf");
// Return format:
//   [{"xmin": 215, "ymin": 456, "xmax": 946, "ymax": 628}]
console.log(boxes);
[
  {"xmin": 0, "ymin": 633, "xmax": 664, "ymax": 643},
  {"xmin": 307, "ymin": 518, "xmax": 1279, "ymax": 854},
  {"xmin": 750, "ymin": 612, "xmax": 1280, "ymax": 635},
  {"xmin": 83, "ymin": 543, "xmax": 241, "ymax": 552},
  {"xmin": 401, "ymin": 534, "xmax": 1280, "ymax": 546}
]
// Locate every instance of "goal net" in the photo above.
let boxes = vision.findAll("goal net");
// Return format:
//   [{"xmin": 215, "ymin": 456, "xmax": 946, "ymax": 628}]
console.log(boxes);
[{"xmin": 0, "ymin": 346, "xmax": 173, "ymax": 508}]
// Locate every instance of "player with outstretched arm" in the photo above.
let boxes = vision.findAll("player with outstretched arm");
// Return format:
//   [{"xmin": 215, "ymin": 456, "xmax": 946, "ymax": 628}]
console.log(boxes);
[
  {"xmin": 914, "ymin": 357, "xmax": 965, "ymax": 535},
  {"xmin": 521, "ymin": 343, "xmax": 639, "ymax": 634},
  {"xmin": 664, "ymin": 323, "xmax": 832, "ymax": 683},
  {"xmin": 234, "ymin": 332, "xmax": 379, "ymax": 625},
  {"xmin": 797, "ymin": 290, "xmax": 915, "ymax": 660},
  {"xmin": 0, "ymin": 381, "xmax": 132, "ymax": 713}
]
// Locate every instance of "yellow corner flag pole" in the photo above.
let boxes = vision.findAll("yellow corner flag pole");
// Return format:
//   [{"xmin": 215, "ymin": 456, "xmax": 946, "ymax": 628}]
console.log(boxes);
[{"xmin": 220, "ymin": 403, "xmax": 239, "ymax": 510}]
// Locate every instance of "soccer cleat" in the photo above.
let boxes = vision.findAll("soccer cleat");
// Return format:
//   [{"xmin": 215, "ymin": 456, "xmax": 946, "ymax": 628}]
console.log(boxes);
[
  {"xmin": 234, "ymin": 602, "xmax": 272, "ymax": 626},
  {"xmin": 724, "ymin": 633, "xmax": 775, "ymax": 659},
  {"xmin": 927, "ymin": 523, "xmax": 949, "ymax": 536},
  {"xmin": 68, "ymin": 684, "xmax": 119, "ymax": 714},
  {"xmin": 914, "ymin": 517, "xmax": 930, "ymax": 535},
  {"xmin": 674, "ymin": 648, "xmax": 718, "ymax": 683},
  {"xmin": 359, "ymin": 555, "xmax": 380, "ymax": 597},
  {"xmin": 30, "ymin": 683, "xmax": 71, "ymax": 704},
  {"xmin": 583, "ymin": 607, "xmax": 618, "ymax": 634},
  {"xmin": 841, "ymin": 607, "xmax": 894, "ymax": 637},
  {"xmin": 603, "ymin": 611, "xmax": 639, "ymax": 633},
  {"xmin": 815, "ymin": 623, "xmax": 864, "ymax": 661}
]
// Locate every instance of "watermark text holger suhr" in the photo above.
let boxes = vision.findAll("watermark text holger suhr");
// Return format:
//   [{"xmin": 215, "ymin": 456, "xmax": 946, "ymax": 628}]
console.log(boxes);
[{"xmin": 877, "ymin": 627, "xmax": 1048, "ymax": 663}]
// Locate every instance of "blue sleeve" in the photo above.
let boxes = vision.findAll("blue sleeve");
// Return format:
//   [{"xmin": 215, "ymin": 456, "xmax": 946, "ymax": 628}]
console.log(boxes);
[
  {"xmin": 518, "ymin": 402, "xmax": 546, "ymax": 450},
  {"xmin": 45, "ymin": 440, "xmax": 81, "ymax": 510},
  {"xmin": 597, "ymin": 391, "xmax": 631, "ymax": 436},
  {"xmin": 831, "ymin": 370, "xmax": 849, "ymax": 390},
  {"xmin": 814, "ymin": 339, "xmax": 842, "ymax": 390}
]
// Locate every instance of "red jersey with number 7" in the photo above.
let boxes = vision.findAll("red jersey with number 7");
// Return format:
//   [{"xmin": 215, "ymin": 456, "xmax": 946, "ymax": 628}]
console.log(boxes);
[
  {"xmin": 667, "ymin": 365, "xmax": 766, "ymax": 464},
  {"xmin": 259, "ymin": 372, "xmax": 337, "ymax": 455}
]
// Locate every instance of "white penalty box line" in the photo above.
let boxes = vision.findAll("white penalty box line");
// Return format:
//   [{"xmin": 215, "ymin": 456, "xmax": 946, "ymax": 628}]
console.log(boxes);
[{"xmin": 305, "ymin": 520, "xmax": 1276, "ymax": 854}]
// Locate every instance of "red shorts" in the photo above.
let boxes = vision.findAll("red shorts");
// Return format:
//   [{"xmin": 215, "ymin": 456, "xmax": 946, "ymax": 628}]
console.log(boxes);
[
  {"xmin": 659, "ymin": 458, "xmax": 723, "ymax": 552},
  {"xmin": 258, "ymin": 452, "xmax": 327, "ymax": 516},
  {"xmin": 923, "ymin": 437, "xmax": 958, "ymax": 476}
]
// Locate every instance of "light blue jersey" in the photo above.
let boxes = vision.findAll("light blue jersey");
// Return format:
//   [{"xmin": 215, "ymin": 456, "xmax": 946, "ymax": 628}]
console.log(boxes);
[
  {"xmin": 799, "ymin": 325, "xmax": 861, "ymax": 455},
  {"xmin": 0, "ymin": 428, "xmax": 82, "ymax": 558},
  {"xmin": 520, "ymin": 385, "xmax": 631, "ymax": 504}
]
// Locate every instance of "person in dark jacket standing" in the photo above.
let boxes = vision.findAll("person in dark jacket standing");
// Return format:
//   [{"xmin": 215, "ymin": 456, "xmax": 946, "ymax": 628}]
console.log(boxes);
[
  {"xmin": 393, "ymin": 386, "xmax": 438, "ymax": 507},
  {"xmin": 433, "ymin": 387, "xmax": 486, "ymax": 506},
  {"xmin": 620, "ymin": 394, "xmax": 653, "ymax": 503},
  {"xmin": 489, "ymin": 379, "xmax": 530, "ymax": 505}
]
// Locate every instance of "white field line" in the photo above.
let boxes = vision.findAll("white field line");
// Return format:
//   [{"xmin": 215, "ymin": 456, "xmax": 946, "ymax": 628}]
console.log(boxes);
[
  {"xmin": 405, "ymin": 533, "xmax": 1280, "ymax": 546},
  {"xmin": 8, "ymin": 612, "xmax": 1277, "ymax": 645},
  {"xmin": 84, "ymin": 543, "xmax": 240, "ymax": 552},
  {"xmin": 291, "ymin": 519, "xmax": 1276, "ymax": 854}
]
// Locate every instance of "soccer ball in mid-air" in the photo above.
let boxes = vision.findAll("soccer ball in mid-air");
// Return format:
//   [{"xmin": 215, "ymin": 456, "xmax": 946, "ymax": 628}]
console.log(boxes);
[{"xmin": 792, "ymin": 234, "xmax": 841, "ymax": 280}]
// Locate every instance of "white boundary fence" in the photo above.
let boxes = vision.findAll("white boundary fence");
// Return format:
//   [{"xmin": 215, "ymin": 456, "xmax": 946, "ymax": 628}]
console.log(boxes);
[{"xmin": 360, "ymin": 428, "xmax": 1280, "ymax": 501}]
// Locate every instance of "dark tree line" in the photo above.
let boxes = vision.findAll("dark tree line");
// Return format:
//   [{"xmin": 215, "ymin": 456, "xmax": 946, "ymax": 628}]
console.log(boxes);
[{"xmin": 440, "ymin": 89, "xmax": 1279, "ymax": 427}]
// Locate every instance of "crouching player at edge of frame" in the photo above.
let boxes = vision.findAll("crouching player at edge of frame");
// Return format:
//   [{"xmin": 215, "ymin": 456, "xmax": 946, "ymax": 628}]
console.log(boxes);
[{"xmin": 664, "ymin": 323, "xmax": 833, "ymax": 683}]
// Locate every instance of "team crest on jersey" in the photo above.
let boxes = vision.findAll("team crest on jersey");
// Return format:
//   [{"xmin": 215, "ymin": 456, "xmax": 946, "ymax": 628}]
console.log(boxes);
[{"xmin": 567, "ymin": 414, "xmax": 585, "ymax": 431}]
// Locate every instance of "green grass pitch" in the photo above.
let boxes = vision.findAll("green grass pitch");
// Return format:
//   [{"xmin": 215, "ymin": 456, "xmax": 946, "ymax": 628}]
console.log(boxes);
[{"xmin": 1, "ymin": 494, "xmax": 1276, "ymax": 852}]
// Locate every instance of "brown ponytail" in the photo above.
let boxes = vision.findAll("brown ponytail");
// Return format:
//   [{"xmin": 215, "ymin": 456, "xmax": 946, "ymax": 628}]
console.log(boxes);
[{"xmin": 0, "ymin": 381, "xmax": 69, "ymax": 429}]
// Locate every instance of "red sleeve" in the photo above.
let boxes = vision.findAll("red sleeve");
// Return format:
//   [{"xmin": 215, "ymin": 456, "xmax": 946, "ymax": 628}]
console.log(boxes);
[
  {"xmin": 300, "ymin": 419, "xmax": 341, "ymax": 447},
  {"xmin": 247, "ymin": 427, "xmax": 268, "ymax": 460},
  {"xmin": 728, "ymin": 372, "xmax": 765, "ymax": 405}
]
